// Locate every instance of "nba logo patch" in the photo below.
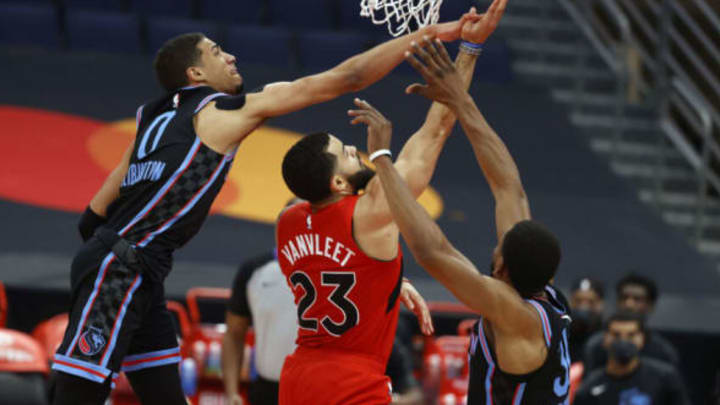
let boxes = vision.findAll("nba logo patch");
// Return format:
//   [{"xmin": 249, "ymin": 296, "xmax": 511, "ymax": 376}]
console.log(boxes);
[{"xmin": 78, "ymin": 326, "xmax": 106, "ymax": 356}]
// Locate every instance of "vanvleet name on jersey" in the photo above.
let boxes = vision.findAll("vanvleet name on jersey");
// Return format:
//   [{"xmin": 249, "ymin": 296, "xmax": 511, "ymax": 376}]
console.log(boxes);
[{"xmin": 279, "ymin": 233, "xmax": 356, "ymax": 267}]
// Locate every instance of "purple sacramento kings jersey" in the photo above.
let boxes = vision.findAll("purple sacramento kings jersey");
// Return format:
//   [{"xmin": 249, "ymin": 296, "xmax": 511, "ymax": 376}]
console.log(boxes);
[{"xmin": 105, "ymin": 85, "xmax": 241, "ymax": 281}]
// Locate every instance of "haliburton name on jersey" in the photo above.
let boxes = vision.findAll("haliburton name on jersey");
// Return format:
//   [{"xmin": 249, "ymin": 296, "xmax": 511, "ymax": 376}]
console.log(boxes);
[
  {"xmin": 279, "ymin": 233, "xmax": 356, "ymax": 267},
  {"xmin": 121, "ymin": 160, "xmax": 167, "ymax": 187}
]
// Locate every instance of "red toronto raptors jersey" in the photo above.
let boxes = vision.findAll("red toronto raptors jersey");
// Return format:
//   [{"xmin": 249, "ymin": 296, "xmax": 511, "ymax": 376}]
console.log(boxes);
[{"xmin": 276, "ymin": 196, "xmax": 403, "ymax": 364}]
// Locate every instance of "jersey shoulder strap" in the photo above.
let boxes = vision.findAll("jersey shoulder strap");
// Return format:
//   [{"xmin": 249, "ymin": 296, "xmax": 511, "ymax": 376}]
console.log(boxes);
[{"xmin": 135, "ymin": 86, "xmax": 228, "ymax": 131}]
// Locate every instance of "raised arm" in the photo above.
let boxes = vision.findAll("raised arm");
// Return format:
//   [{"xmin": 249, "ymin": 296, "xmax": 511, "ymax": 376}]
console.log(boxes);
[
  {"xmin": 351, "ymin": 1, "xmax": 508, "ymax": 230},
  {"xmin": 243, "ymin": 16, "xmax": 479, "ymax": 120},
  {"xmin": 402, "ymin": 4, "xmax": 528, "ymax": 241},
  {"xmin": 195, "ymin": 14, "xmax": 482, "ymax": 152},
  {"xmin": 352, "ymin": 101, "xmax": 533, "ymax": 332},
  {"xmin": 350, "ymin": 41, "xmax": 478, "ymax": 230},
  {"xmin": 452, "ymin": 92, "xmax": 530, "ymax": 241}
]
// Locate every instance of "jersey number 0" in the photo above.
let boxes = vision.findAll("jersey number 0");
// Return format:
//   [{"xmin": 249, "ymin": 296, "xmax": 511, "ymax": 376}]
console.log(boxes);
[
  {"xmin": 289, "ymin": 271, "xmax": 359, "ymax": 337},
  {"xmin": 137, "ymin": 111, "xmax": 177, "ymax": 159}
]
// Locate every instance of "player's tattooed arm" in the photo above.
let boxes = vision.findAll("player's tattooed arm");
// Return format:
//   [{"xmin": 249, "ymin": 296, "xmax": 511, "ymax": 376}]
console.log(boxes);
[
  {"xmin": 354, "ymin": 100, "xmax": 536, "ymax": 335},
  {"xmin": 88, "ymin": 140, "xmax": 134, "ymax": 217}
]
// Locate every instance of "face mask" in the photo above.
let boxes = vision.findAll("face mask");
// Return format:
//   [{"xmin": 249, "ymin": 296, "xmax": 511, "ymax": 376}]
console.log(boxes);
[
  {"xmin": 570, "ymin": 309, "xmax": 602, "ymax": 336},
  {"xmin": 609, "ymin": 339, "xmax": 639, "ymax": 365}
]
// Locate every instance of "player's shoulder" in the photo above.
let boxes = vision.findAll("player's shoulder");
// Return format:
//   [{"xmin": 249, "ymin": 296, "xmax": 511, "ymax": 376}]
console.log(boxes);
[{"xmin": 278, "ymin": 201, "xmax": 310, "ymax": 224}]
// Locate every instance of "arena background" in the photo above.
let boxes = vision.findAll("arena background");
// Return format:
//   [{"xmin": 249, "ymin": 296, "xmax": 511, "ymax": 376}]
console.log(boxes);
[{"xmin": 1, "ymin": 0, "xmax": 719, "ymax": 402}]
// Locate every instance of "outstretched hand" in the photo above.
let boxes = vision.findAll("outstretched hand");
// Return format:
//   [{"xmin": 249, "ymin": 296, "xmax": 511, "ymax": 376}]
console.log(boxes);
[
  {"xmin": 400, "ymin": 280, "xmax": 434, "ymax": 336},
  {"xmin": 348, "ymin": 98, "xmax": 392, "ymax": 156},
  {"xmin": 404, "ymin": 38, "xmax": 467, "ymax": 107},
  {"xmin": 461, "ymin": 0, "xmax": 508, "ymax": 44},
  {"xmin": 435, "ymin": 9, "xmax": 484, "ymax": 42}
]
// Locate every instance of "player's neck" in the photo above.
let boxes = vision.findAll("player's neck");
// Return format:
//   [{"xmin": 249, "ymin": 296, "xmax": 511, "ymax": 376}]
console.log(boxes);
[
  {"xmin": 310, "ymin": 193, "xmax": 347, "ymax": 211},
  {"xmin": 606, "ymin": 357, "xmax": 640, "ymax": 377}
]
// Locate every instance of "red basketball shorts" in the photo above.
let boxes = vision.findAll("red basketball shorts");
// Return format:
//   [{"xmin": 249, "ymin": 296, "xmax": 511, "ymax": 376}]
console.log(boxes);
[{"xmin": 279, "ymin": 347, "xmax": 392, "ymax": 405}]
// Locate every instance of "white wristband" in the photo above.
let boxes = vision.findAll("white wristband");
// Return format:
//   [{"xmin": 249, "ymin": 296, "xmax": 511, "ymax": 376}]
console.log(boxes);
[{"xmin": 369, "ymin": 149, "xmax": 392, "ymax": 162}]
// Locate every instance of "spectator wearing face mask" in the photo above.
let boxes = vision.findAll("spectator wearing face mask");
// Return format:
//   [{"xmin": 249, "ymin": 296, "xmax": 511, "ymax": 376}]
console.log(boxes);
[
  {"xmin": 582, "ymin": 273, "xmax": 679, "ymax": 371},
  {"xmin": 569, "ymin": 278, "xmax": 605, "ymax": 363},
  {"xmin": 574, "ymin": 311, "xmax": 690, "ymax": 405}
]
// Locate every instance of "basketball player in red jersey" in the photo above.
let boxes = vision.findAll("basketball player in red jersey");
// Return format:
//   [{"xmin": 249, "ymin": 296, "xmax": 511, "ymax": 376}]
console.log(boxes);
[
  {"xmin": 358, "ymin": 36, "xmax": 572, "ymax": 404},
  {"xmin": 275, "ymin": 4, "xmax": 508, "ymax": 404}
]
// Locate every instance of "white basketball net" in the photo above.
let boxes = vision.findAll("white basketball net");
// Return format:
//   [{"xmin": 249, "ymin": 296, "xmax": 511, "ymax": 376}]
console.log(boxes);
[{"xmin": 360, "ymin": 0, "xmax": 444, "ymax": 37}]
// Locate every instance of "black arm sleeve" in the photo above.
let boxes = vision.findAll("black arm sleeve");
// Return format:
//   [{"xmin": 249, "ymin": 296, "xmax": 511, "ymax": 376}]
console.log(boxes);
[{"xmin": 227, "ymin": 252, "xmax": 275, "ymax": 319}]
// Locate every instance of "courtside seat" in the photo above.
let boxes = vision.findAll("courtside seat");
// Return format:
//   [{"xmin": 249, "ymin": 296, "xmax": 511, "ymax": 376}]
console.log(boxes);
[
  {"xmin": 66, "ymin": 10, "xmax": 141, "ymax": 53},
  {"xmin": 130, "ymin": 0, "xmax": 192, "ymax": 18},
  {"xmin": 197, "ymin": 0, "xmax": 265, "ymax": 25},
  {"xmin": 62, "ymin": 0, "xmax": 128, "ymax": 12},
  {"xmin": 268, "ymin": 0, "xmax": 335, "ymax": 30},
  {"xmin": 0, "ymin": 3, "xmax": 60, "ymax": 48},
  {"xmin": 225, "ymin": 25, "xmax": 294, "ymax": 67},
  {"xmin": 297, "ymin": 30, "xmax": 372, "ymax": 71},
  {"xmin": 147, "ymin": 17, "xmax": 221, "ymax": 55}
]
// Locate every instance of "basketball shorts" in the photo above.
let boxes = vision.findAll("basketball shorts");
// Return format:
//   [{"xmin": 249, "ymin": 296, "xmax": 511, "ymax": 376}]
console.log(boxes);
[
  {"xmin": 51, "ymin": 235, "xmax": 181, "ymax": 384},
  {"xmin": 279, "ymin": 347, "xmax": 392, "ymax": 405}
]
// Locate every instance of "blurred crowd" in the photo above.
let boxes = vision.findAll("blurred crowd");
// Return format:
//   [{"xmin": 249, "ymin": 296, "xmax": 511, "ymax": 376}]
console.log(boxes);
[{"xmin": 567, "ymin": 274, "xmax": 688, "ymax": 403}]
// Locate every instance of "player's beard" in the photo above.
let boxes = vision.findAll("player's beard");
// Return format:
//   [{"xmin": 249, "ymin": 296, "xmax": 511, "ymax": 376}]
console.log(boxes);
[{"xmin": 347, "ymin": 167, "xmax": 376, "ymax": 194}]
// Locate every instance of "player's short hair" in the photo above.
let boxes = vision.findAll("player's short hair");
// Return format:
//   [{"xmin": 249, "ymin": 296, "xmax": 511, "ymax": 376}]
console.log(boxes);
[
  {"xmin": 606, "ymin": 310, "xmax": 646, "ymax": 335},
  {"xmin": 616, "ymin": 273, "xmax": 658, "ymax": 304},
  {"xmin": 502, "ymin": 220, "xmax": 561, "ymax": 298},
  {"xmin": 282, "ymin": 132, "xmax": 337, "ymax": 203},
  {"xmin": 153, "ymin": 32, "xmax": 205, "ymax": 92}
]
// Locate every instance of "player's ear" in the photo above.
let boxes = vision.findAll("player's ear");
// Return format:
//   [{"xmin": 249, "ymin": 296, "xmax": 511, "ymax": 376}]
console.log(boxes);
[
  {"xmin": 186, "ymin": 66, "xmax": 205, "ymax": 83},
  {"xmin": 329, "ymin": 174, "xmax": 350, "ymax": 195}
]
